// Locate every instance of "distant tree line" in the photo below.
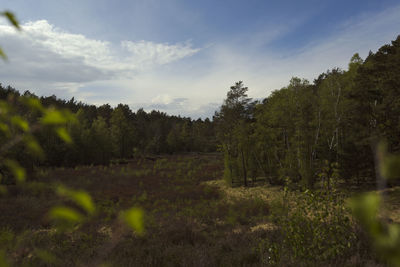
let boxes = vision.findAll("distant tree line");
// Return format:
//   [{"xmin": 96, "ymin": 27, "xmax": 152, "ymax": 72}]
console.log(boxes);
[
  {"xmin": 1, "ymin": 34, "xmax": 399, "ymax": 189},
  {"xmin": 0, "ymin": 86, "xmax": 217, "ymax": 169},
  {"xmin": 215, "ymin": 35, "xmax": 400, "ymax": 188}
]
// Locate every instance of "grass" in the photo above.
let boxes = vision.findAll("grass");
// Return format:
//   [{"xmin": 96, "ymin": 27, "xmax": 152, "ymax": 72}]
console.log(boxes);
[{"xmin": 0, "ymin": 153, "xmax": 399, "ymax": 266}]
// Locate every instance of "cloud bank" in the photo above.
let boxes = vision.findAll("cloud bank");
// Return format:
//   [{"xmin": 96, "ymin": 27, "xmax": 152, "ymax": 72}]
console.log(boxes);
[
  {"xmin": 1, "ymin": 3, "xmax": 399, "ymax": 119},
  {"xmin": 0, "ymin": 20, "xmax": 199, "ymax": 92}
]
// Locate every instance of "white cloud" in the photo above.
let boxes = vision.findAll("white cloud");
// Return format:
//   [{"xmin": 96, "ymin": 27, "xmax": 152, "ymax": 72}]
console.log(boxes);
[
  {"xmin": 151, "ymin": 94, "xmax": 173, "ymax": 105},
  {"xmin": 121, "ymin": 40, "xmax": 199, "ymax": 69},
  {"xmin": 1, "ymin": 4, "xmax": 399, "ymax": 119},
  {"xmin": 0, "ymin": 19, "xmax": 200, "ymax": 91}
]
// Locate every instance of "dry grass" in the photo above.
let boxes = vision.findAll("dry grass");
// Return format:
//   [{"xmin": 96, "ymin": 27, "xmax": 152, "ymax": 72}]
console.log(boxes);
[
  {"xmin": 2, "ymin": 154, "xmax": 399, "ymax": 266},
  {"xmin": 204, "ymin": 179, "xmax": 282, "ymax": 203},
  {"xmin": 0, "ymin": 154, "xmax": 274, "ymax": 266}
]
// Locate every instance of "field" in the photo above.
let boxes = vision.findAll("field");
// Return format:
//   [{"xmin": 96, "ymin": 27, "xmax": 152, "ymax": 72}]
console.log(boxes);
[{"xmin": 1, "ymin": 154, "xmax": 399, "ymax": 266}]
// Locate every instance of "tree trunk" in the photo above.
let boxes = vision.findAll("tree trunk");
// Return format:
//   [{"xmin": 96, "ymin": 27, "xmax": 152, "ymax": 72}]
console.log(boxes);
[{"xmin": 241, "ymin": 148, "xmax": 247, "ymax": 187}]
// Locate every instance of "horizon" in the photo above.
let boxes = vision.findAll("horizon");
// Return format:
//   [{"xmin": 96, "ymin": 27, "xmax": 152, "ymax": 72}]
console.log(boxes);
[{"xmin": 1, "ymin": 0, "xmax": 399, "ymax": 119}]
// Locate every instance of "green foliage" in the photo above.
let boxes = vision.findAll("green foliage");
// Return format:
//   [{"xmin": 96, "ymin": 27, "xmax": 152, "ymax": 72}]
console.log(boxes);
[
  {"xmin": 349, "ymin": 142, "xmax": 400, "ymax": 266},
  {"xmin": 49, "ymin": 206, "xmax": 84, "ymax": 229},
  {"xmin": 0, "ymin": 11, "xmax": 20, "ymax": 30},
  {"xmin": 261, "ymin": 190, "xmax": 357, "ymax": 265},
  {"xmin": 215, "ymin": 35, "xmax": 400, "ymax": 189},
  {"xmin": 3, "ymin": 159, "xmax": 26, "ymax": 182},
  {"xmin": 0, "ymin": 49, "xmax": 6, "ymax": 61},
  {"xmin": 350, "ymin": 193, "xmax": 400, "ymax": 266},
  {"xmin": 48, "ymin": 186, "xmax": 96, "ymax": 230},
  {"xmin": 215, "ymin": 81, "xmax": 254, "ymax": 186},
  {"xmin": 55, "ymin": 127, "xmax": 72, "ymax": 143},
  {"xmin": 57, "ymin": 185, "xmax": 95, "ymax": 215},
  {"xmin": 0, "ymin": 10, "xmax": 19, "ymax": 61},
  {"xmin": 121, "ymin": 207, "xmax": 144, "ymax": 234},
  {"xmin": 0, "ymin": 92, "xmax": 75, "ymax": 185}
]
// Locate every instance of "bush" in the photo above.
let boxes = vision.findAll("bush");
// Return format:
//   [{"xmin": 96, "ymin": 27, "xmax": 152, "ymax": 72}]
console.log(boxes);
[{"xmin": 259, "ymin": 190, "xmax": 360, "ymax": 265}]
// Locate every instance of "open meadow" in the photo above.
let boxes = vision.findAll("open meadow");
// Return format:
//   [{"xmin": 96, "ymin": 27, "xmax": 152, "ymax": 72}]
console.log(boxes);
[{"xmin": 1, "ymin": 154, "xmax": 399, "ymax": 266}]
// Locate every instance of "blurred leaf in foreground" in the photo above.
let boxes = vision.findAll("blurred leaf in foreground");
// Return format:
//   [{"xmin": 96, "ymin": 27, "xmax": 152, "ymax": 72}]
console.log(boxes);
[
  {"xmin": 41, "ymin": 109, "xmax": 69, "ymax": 125},
  {"xmin": 121, "ymin": 207, "xmax": 144, "ymax": 234},
  {"xmin": 1, "ymin": 11, "xmax": 20, "ymax": 30},
  {"xmin": 10, "ymin": 115, "xmax": 29, "ymax": 132},
  {"xmin": 56, "ymin": 127, "xmax": 72, "ymax": 144},
  {"xmin": 0, "ymin": 10, "xmax": 20, "ymax": 62},
  {"xmin": 56, "ymin": 185, "xmax": 95, "ymax": 215},
  {"xmin": 350, "ymin": 191, "xmax": 400, "ymax": 266},
  {"xmin": 4, "ymin": 159, "xmax": 26, "ymax": 182},
  {"xmin": 48, "ymin": 206, "xmax": 83, "ymax": 229},
  {"xmin": 0, "ymin": 48, "xmax": 6, "ymax": 61}
]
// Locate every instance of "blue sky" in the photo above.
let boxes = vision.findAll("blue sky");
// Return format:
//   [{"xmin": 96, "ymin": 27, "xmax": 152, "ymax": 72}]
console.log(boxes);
[{"xmin": 0, "ymin": 0, "xmax": 399, "ymax": 118}]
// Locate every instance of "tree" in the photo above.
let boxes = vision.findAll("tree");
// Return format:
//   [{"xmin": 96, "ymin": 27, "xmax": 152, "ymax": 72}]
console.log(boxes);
[
  {"xmin": 215, "ymin": 81, "xmax": 252, "ymax": 186},
  {"xmin": 110, "ymin": 105, "xmax": 135, "ymax": 158},
  {"xmin": 89, "ymin": 116, "xmax": 113, "ymax": 164}
]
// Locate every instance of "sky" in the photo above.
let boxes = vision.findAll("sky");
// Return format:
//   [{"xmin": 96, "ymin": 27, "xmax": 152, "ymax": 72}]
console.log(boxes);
[{"xmin": 0, "ymin": 0, "xmax": 399, "ymax": 119}]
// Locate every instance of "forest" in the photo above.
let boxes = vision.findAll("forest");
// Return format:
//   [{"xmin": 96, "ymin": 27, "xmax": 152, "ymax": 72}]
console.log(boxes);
[{"xmin": 0, "ymin": 19, "xmax": 400, "ymax": 266}]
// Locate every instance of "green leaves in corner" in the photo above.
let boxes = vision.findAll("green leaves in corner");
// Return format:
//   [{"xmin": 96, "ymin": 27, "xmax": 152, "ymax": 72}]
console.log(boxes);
[
  {"xmin": 10, "ymin": 115, "xmax": 29, "ymax": 132},
  {"xmin": 120, "ymin": 207, "xmax": 144, "ymax": 234},
  {"xmin": 350, "ymin": 193, "xmax": 400, "ymax": 266},
  {"xmin": 0, "ymin": 10, "xmax": 20, "ymax": 62},
  {"xmin": 3, "ymin": 159, "xmax": 26, "ymax": 183},
  {"xmin": 0, "ymin": 48, "xmax": 7, "ymax": 61},
  {"xmin": 349, "ymin": 193, "xmax": 382, "ymax": 235},
  {"xmin": 40, "ymin": 109, "xmax": 76, "ymax": 143},
  {"xmin": 49, "ymin": 206, "xmax": 84, "ymax": 228},
  {"xmin": 49, "ymin": 186, "xmax": 95, "ymax": 230},
  {"xmin": 348, "ymin": 141, "xmax": 400, "ymax": 266},
  {"xmin": 57, "ymin": 185, "xmax": 95, "ymax": 215},
  {"xmin": 41, "ymin": 109, "xmax": 70, "ymax": 125},
  {"xmin": 1, "ymin": 11, "xmax": 20, "ymax": 30},
  {"xmin": 377, "ymin": 141, "xmax": 400, "ymax": 181}
]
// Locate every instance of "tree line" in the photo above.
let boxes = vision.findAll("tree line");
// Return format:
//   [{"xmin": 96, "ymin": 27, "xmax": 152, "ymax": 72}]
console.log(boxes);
[
  {"xmin": 0, "ymin": 86, "xmax": 217, "ymax": 172},
  {"xmin": 214, "ymin": 35, "xmax": 400, "ymax": 188},
  {"xmin": 1, "ymin": 35, "xmax": 399, "ymax": 189}
]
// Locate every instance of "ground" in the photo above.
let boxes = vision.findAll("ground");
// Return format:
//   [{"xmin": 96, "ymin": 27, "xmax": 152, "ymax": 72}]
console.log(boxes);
[{"xmin": 0, "ymin": 153, "xmax": 398, "ymax": 266}]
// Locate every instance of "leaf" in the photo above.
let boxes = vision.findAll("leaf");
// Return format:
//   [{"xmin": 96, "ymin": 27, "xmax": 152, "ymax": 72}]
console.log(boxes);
[
  {"xmin": 41, "ymin": 108, "xmax": 76, "ymax": 126},
  {"xmin": 23, "ymin": 98, "xmax": 44, "ymax": 112},
  {"xmin": 41, "ymin": 110, "xmax": 68, "ymax": 125},
  {"xmin": 57, "ymin": 186, "xmax": 95, "ymax": 215},
  {"xmin": 23, "ymin": 136, "xmax": 44, "ymax": 158},
  {"xmin": 0, "ymin": 48, "xmax": 7, "ymax": 61},
  {"xmin": 381, "ymin": 155, "xmax": 400, "ymax": 180},
  {"xmin": 11, "ymin": 115, "xmax": 29, "ymax": 132},
  {"xmin": 1, "ymin": 11, "xmax": 20, "ymax": 30},
  {"xmin": 4, "ymin": 159, "xmax": 26, "ymax": 182},
  {"xmin": 56, "ymin": 127, "xmax": 72, "ymax": 144},
  {"xmin": 349, "ymin": 193, "xmax": 381, "ymax": 235},
  {"xmin": 48, "ymin": 206, "xmax": 83, "ymax": 224},
  {"xmin": 0, "ymin": 123, "xmax": 10, "ymax": 136},
  {"xmin": 121, "ymin": 207, "xmax": 144, "ymax": 234}
]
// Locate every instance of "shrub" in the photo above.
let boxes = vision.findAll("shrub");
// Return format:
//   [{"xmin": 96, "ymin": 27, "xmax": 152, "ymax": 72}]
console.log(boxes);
[{"xmin": 259, "ymin": 190, "xmax": 360, "ymax": 265}]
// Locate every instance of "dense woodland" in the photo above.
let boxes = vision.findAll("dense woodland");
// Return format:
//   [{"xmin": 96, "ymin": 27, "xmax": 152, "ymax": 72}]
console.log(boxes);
[
  {"xmin": 0, "ymin": 85, "xmax": 217, "ymax": 170},
  {"xmin": 215, "ymin": 35, "xmax": 400, "ymax": 188},
  {"xmin": 1, "ymin": 35, "xmax": 399, "ymax": 190}
]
